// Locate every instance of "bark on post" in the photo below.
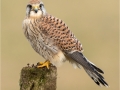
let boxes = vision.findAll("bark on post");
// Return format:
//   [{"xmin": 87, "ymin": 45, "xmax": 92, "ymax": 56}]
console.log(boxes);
[{"xmin": 19, "ymin": 64, "xmax": 57, "ymax": 90}]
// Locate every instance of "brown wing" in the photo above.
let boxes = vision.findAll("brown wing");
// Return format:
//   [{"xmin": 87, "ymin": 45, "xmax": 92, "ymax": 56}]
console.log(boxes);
[
  {"xmin": 38, "ymin": 15, "xmax": 108, "ymax": 87},
  {"xmin": 39, "ymin": 14, "xmax": 83, "ymax": 52}
]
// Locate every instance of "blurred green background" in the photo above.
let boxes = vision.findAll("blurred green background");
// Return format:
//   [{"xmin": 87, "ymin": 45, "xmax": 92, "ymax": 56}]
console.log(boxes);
[{"xmin": 1, "ymin": 0, "xmax": 119, "ymax": 90}]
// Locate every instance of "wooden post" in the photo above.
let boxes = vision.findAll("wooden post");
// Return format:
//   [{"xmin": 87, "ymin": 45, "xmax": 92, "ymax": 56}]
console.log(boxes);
[{"xmin": 19, "ymin": 64, "xmax": 57, "ymax": 90}]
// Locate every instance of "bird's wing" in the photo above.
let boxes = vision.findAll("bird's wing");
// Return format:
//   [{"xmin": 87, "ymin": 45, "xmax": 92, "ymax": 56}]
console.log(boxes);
[
  {"xmin": 39, "ymin": 14, "xmax": 108, "ymax": 87},
  {"xmin": 39, "ymin": 14, "xmax": 83, "ymax": 52}
]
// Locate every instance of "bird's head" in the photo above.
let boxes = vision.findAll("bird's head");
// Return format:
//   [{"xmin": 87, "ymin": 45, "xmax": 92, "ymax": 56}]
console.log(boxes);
[{"xmin": 26, "ymin": 0, "xmax": 46, "ymax": 18}]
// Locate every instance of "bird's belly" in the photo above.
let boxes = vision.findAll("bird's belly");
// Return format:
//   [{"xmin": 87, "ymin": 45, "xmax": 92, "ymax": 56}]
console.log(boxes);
[
  {"xmin": 28, "ymin": 34, "xmax": 66, "ymax": 67},
  {"xmin": 23, "ymin": 19, "xmax": 66, "ymax": 66}
]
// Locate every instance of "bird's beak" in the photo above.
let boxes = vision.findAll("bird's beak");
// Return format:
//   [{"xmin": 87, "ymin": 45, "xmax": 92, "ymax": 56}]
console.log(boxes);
[{"xmin": 33, "ymin": 5, "xmax": 39, "ymax": 13}]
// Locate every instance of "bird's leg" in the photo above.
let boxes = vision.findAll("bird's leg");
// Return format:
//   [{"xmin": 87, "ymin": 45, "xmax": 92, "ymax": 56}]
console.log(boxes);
[{"xmin": 37, "ymin": 60, "xmax": 50, "ymax": 69}]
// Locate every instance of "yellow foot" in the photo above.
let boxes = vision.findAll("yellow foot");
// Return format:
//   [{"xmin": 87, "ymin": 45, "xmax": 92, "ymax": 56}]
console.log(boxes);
[{"xmin": 37, "ymin": 60, "xmax": 50, "ymax": 69}]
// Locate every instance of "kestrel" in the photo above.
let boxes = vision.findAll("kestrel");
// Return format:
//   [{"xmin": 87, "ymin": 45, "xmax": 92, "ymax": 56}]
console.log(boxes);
[{"xmin": 23, "ymin": 0, "xmax": 108, "ymax": 87}]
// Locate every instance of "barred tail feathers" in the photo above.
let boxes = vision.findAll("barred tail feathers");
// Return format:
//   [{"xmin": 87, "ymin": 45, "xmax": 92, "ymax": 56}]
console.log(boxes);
[{"xmin": 67, "ymin": 51, "xmax": 108, "ymax": 87}]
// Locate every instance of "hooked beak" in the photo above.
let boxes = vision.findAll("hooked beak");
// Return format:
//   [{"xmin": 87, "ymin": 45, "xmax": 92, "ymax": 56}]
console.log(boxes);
[{"xmin": 33, "ymin": 5, "xmax": 39, "ymax": 13}]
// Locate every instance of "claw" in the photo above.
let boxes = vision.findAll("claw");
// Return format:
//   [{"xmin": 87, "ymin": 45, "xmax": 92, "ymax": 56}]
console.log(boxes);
[{"xmin": 37, "ymin": 60, "xmax": 50, "ymax": 69}]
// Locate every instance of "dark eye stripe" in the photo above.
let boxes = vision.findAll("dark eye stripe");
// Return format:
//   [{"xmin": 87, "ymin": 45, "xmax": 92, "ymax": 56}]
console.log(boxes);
[
  {"xmin": 27, "ymin": 4, "xmax": 32, "ymax": 9},
  {"xmin": 26, "ymin": 4, "xmax": 32, "ymax": 16},
  {"xmin": 39, "ymin": 4, "xmax": 44, "ymax": 8}
]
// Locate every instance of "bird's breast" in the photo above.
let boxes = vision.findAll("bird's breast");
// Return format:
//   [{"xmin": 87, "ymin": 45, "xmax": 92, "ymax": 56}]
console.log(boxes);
[{"xmin": 23, "ymin": 19, "xmax": 66, "ymax": 66}]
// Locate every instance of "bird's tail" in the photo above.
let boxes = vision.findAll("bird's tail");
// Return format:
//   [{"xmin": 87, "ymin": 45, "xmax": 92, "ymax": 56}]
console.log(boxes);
[{"xmin": 67, "ymin": 51, "xmax": 108, "ymax": 87}]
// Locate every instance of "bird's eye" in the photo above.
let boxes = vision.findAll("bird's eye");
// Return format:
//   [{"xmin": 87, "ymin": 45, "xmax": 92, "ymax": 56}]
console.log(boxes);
[
  {"xmin": 26, "ymin": 4, "xmax": 32, "ymax": 16},
  {"xmin": 27, "ymin": 4, "xmax": 32, "ymax": 9},
  {"xmin": 39, "ymin": 4, "xmax": 44, "ymax": 8}
]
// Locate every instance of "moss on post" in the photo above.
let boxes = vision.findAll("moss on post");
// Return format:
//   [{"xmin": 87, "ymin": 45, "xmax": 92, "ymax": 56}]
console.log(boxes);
[{"xmin": 19, "ymin": 64, "xmax": 57, "ymax": 90}]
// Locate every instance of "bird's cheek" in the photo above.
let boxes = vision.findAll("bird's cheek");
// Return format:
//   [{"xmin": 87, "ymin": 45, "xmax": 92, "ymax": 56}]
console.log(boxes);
[
  {"xmin": 30, "ymin": 11, "xmax": 35, "ymax": 17},
  {"xmin": 29, "ymin": 11, "xmax": 42, "ymax": 18},
  {"xmin": 37, "ymin": 10, "xmax": 42, "ymax": 17}
]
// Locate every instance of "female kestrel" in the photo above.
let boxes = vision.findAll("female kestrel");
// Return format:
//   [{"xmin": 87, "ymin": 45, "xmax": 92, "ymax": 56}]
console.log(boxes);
[{"xmin": 23, "ymin": 0, "xmax": 108, "ymax": 87}]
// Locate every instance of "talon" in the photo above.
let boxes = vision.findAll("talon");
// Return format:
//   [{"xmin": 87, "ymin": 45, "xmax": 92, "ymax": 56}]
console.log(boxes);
[
  {"xmin": 27, "ymin": 63, "xmax": 30, "ymax": 67},
  {"xmin": 37, "ymin": 60, "xmax": 50, "ymax": 69},
  {"xmin": 39, "ymin": 62, "xmax": 44, "ymax": 64}
]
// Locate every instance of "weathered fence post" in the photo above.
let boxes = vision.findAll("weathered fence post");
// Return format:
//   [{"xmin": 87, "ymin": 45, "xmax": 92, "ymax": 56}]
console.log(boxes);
[{"xmin": 19, "ymin": 64, "xmax": 57, "ymax": 90}]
